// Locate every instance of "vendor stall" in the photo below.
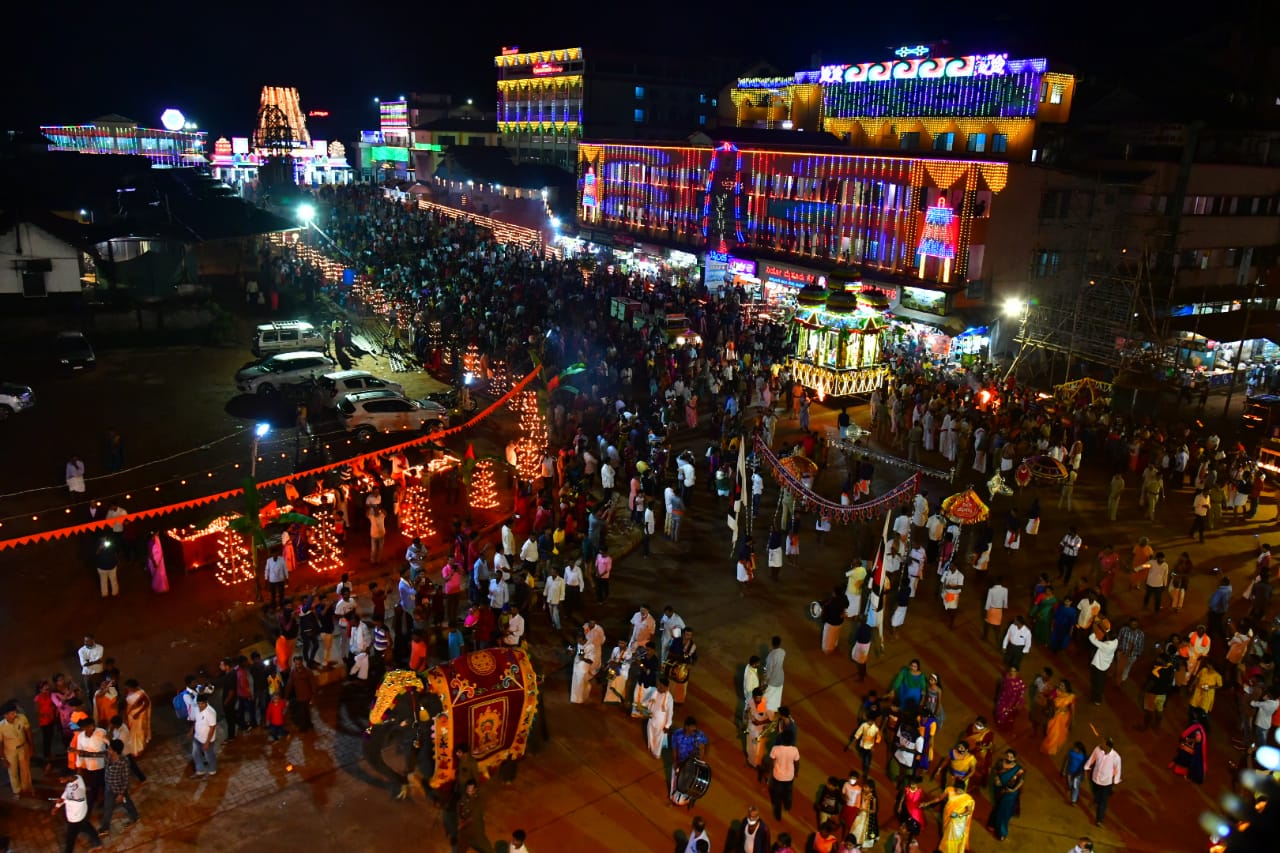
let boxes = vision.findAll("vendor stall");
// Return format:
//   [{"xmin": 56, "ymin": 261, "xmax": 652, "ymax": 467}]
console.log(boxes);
[{"xmin": 786, "ymin": 284, "xmax": 889, "ymax": 397}]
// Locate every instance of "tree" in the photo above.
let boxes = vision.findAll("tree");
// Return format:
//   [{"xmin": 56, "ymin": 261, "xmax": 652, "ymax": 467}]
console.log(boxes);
[{"xmin": 227, "ymin": 478, "xmax": 317, "ymax": 601}]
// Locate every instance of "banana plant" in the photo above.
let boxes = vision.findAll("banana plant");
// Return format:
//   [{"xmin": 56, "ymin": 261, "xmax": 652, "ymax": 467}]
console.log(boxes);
[{"xmin": 227, "ymin": 477, "xmax": 318, "ymax": 601}]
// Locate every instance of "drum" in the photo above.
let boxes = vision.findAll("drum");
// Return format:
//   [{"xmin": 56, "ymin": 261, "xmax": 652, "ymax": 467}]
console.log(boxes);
[
  {"xmin": 674, "ymin": 757, "xmax": 712, "ymax": 801},
  {"xmin": 667, "ymin": 662, "xmax": 690, "ymax": 684}
]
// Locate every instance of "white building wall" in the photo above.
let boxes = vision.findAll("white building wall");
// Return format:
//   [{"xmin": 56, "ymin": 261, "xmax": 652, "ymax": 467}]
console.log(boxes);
[{"xmin": 0, "ymin": 223, "xmax": 83, "ymax": 296}]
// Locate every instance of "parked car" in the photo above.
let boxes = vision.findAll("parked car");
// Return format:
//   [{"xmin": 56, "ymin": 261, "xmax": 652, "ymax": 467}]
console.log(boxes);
[
  {"xmin": 336, "ymin": 390, "xmax": 450, "ymax": 440},
  {"xmin": 235, "ymin": 351, "xmax": 334, "ymax": 395},
  {"xmin": 0, "ymin": 383, "xmax": 35, "ymax": 419},
  {"xmin": 318, "ymin": 370, "xmax": 404, "ymax": 406},
  {"xmin": 252, "ymin": 321, "xmax": 327, "ymax": 357},
  {"xmin": 55, "ymin": 331, "xmax": 96, "ymax": 370}
]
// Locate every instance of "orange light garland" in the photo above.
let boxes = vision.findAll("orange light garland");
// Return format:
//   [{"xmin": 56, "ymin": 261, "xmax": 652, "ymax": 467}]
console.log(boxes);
[{"xmin": 0, "ymin": 367, "xmax": 540, "ymax": 552}]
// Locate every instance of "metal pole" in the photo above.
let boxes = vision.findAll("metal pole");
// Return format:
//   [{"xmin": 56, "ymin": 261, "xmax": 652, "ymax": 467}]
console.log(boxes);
[{"xmin": 251, "ymin": 437, "xmax": 260, "ymax": 478}]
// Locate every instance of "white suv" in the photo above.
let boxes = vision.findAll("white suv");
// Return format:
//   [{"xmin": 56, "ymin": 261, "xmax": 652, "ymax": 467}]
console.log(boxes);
[
  {"xmin": 235, "ymin": 351, "xmax": 334, "ymax": 395},
  {"xmin": 0, "ymin": 383, "xmax": 35, "ymax": 419},
  {"xmin": 319, "ymin": 370, "xmax": 404, "ymax": 406},
  {"xmin": 336, "ymin": 390, "xmax": 450, "ymax": 440}
]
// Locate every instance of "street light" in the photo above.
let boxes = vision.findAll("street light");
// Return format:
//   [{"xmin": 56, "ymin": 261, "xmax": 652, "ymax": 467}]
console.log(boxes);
[
  {"xmin": 1003, "ymin": 297, "xmax": 1030, "ymax": 381},
  {"xmin": 251, "ymin": 422, "xmax": 270, "ymax": 477},
  {"xmin": 297, "ymin": 202, "xmax": 316, "ymax": 226}
]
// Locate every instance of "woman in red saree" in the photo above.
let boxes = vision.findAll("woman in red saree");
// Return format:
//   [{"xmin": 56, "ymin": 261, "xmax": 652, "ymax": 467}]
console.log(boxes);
[
  {"xmin": 1169, "ymin": 721, "xmax": 1207, "ymax": 784},
  {"xmin": 993, "ymin": 666, "xmax": 1027, "ymax": 731}
]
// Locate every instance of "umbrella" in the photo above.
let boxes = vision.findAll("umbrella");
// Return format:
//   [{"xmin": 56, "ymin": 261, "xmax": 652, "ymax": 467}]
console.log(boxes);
[
  {"xmin": 1022, "ymin": 455, "xmax": 1069, "ymax": 482},
  {"xmin": 941, "ymin": 488, "xmax": 989, "ymax": 524},
  {"xmin": 777, "ymin": 454, "xmax": 818, "ymax": 479}
]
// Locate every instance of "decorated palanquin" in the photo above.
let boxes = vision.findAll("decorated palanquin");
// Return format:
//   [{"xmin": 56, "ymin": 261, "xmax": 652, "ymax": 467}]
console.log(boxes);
[{"xmin": 369, "ymin": 648, "xmax": 541, "ymax": 790}]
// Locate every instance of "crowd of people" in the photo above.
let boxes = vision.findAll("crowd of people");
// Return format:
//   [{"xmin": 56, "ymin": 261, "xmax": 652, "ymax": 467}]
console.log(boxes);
[{"xmin": 10, "ymin": 182, "xmax": 1280, "ymax": 852}]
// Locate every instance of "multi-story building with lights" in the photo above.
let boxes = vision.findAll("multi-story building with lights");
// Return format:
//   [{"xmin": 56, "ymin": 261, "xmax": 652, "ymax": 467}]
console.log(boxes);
[
  {"xmin": 495, "ymin": 46, "xmax": 738, "ymax": 171},
  {"xmin": 40, "ymin": 115, "xmax": 208, "ymax": 168},
  {"xmin": 575, "ymin": 46, "xmax": 1078, "ymax": 368}
]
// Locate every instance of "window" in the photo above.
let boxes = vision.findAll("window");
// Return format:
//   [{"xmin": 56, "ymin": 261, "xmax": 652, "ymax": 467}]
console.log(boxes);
[
  {"xmin": 1033, "ymin": 250, "xmax": 1062, "ymax": 278},
  {"xmin": 1039, "ymin": 189, "xmax": 1071, "ymax": 219},
  {"xmin": 932, "ymin": 132, "xmax": 955, "ymax": 151},
  {"xmin": 899, "ymin": 132, "xmax": 919, "ymax": 149},
  {"xmin": 1050, "ymin": 83, "xmax": 1065, "ymax": 104},
  {"xmin": 698, "ymin": 115, "xmax": 706, "ymax": 125},
  {"xmin": 699, "ymin": 93, "xmax": 707, "ymax": 104},
  {"xmin": 634, "ymin": 86, "xmax": 645, "ymax": 99},
  {"xmin": 1040, "ymin": 81, "xmax": 1049, "ymax": 103},
  {"xmin": 991, "ymin": 133, "xmax": 1008, "ymax": 153},
  {"xmin": 469, "ymin": 136, "xmax": 485, "ymax": 146},
  {"xmin": 634, "ymin": 108, "xmax": 646, "ymax": 123},
  {"xmin": 711, "ymin": 98, "xmax": 717, "ymax": 107},
  {"xmin": 19, "ymin": 259, "xmax": 50, "ymax": 297},
  {"xmin": 437, "ymin": 135, "xmax": 455, "ymax": 147},
  {"xmin": 967, "ymin": 133, "xmax": 987, "ymax": 153}
]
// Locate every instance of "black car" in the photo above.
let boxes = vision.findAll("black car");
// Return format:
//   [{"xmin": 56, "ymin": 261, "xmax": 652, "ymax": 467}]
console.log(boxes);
[{"xmin": 55, "ymin": 331, "xmax": 96, "ymax": 371}]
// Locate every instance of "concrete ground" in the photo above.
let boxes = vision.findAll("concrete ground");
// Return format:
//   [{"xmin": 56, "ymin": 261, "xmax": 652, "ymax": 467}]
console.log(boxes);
[{"xmin": 0, "ymin": 368, "xmax": 1266, "ymax": 852}]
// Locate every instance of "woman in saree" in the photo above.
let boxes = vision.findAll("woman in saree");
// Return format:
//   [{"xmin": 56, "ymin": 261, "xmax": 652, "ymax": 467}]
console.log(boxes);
[
  {"xmin": 122, "ymin": 678, "xmax": 151, "ymax": 756},
  {"xmin": 1040, "ymin": 679, "xmax": 1076, "ymax": 756},
  {"xmin": 1170, "ymin": 721, "xmax": 1207, "ymax": 784},
  {"xmin": 851, "ymin": 778, "xmax": 879, "ymax": 848},
  {"xmin": 930, "ymin": 785, "xmax": 975, "ymax": 853},
  {"xmin": 987, "ymin": 749, "xmax": 1026, "ymax": 842},
  {"xmin": 1095, "ymin": 545, "xmax": 1119, "ymax": 599},
  {"xmin": 1030, "ymin": 588, "xmax": 1057, "ymax": 646},
  {"xmin": 894, "ymin": 775, "xmax": 926, "ymax": 831},
  {"xmin": 889, "ymin": 659, "xmax": 928, "ymax": 712},
  {"xmin": 961, "ymin": 717, "xmax": 995, "ymax": 788},
  {"xmin": 993, "ymin": 666, "xmax": 1026, "ymax": 731},
  {"xmin": 932, "ymin": 741, "xmax": 977, "ymax": 790}
]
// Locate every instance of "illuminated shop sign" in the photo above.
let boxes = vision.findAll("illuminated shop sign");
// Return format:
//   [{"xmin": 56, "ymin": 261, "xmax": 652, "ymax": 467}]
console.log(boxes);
[
  {"xmin": 813, "ymin": 53, "xmax": 1013, "ymax": 85},
  {"xmin": 894, "ymin": 45, "xmax": 931, "ymax": 58},
  {"xmin": 532, "ymin": 62, "xmax": 564, "ymax": 75},
  {"xmin": 762, "ymin": 263, "xmax": 823, "ymax": 288}
]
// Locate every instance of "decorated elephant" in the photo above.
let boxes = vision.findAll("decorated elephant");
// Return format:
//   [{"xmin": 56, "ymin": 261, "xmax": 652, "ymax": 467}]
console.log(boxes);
[{"xmin": 364, "ymin": 647, "xmax": 543, "ymax": 800}]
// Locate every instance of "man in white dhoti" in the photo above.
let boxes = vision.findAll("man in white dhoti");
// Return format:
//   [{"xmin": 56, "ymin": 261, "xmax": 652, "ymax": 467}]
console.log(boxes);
[
  {"xmin": 584, "ymin": 619, "xmax": 606, "ymax": 679},
  {"xmin": 659, "ymin": 606, "xmax": 686, "ymax": 662},
  {"xmin": 939, "ymin": 412, "xmax": 957, "ymax": 462},
  {"xmin": 628, "ymin": 606, "xmax": 656, "ymax": 655},
  {"xmin": 570, "ymin": 632, "xmax": 594, "ymax": 704},
  {"xmin": 764, "ymin": 636, "xmax": 786, "ymax": 712},
  {"xmin": 643, "ymin": 680, "xmax": 675, "ymax": 758},
  {"xmin": 911, "ymin": 492, "xmax": 928, "ymax": 528}
]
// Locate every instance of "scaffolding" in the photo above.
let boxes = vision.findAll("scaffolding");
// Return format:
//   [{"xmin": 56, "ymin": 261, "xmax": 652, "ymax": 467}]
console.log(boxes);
[{"xmin": 1014, "ymin": 169, "xmax": 1169, "ymax": 380}]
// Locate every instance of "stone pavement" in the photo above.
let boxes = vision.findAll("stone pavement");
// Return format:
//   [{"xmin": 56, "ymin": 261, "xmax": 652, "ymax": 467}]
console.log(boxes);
[{"xmin": 0, "ymin": 396, "xmax": 1267, "ymax": 853}]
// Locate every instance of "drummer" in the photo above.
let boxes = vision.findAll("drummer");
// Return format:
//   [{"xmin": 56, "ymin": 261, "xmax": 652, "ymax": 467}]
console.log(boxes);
[
  {"xmin": 665, "ymin": 628, "xmax": 699, "ymax": 704},
  {"xmin": 669, "ymin": 716, "xmax": 709, "ymax": 805}
]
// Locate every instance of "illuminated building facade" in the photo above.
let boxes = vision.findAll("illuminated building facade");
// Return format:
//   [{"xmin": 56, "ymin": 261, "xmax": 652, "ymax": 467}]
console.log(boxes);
[
  {"xmin": 207, "ymin": 87, "xmax": 352, "ymax": 186},
  {"xmin": 577, "ymin": 137, "xmax": 1007, "ymax": 290},
  {"xmin": 725, "ymin": 45, "xmax": 1075, "ymax": 163},
  {"xmin": 41, "ymin": 115, "xmax": 207, "ymax": 168},
  {"xmin": 496, "ymin": 46, "xmax": 736, "ymax": 171}
]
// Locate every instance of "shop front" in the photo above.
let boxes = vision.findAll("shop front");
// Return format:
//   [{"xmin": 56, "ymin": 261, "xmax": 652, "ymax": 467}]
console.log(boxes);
[
  {"xmin": 561, "ymin": 229, "xmax": 701, "ymax": 287},
  {"xmin": 883, "ymin": 283, "xmax": 988, "ymax": 363},
  {"xmin": 758, "ymin": 260, "xmax": 827, "ymax": 309}
]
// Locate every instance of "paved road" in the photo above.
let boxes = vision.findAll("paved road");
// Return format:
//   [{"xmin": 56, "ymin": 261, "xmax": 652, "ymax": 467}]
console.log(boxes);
[{"xmin": 0, "ymin": 397, "xmax": 1264, "ymax": 853}]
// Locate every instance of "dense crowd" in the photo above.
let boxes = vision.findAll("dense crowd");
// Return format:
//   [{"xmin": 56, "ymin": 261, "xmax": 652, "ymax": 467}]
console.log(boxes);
[{"xmin": 9, "ymin": 183, "xmax": 1280, "ymax": 853}]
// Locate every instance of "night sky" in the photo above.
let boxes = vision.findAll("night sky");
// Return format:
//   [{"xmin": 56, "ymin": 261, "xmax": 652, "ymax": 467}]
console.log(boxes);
[{"xmin": 3, "ymin": 0, "xmax": 1195, "ymax": 145}]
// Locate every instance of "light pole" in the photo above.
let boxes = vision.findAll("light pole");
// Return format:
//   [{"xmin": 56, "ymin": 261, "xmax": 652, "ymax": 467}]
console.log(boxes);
[
  {"xmin": 1002, "ymin": 297, "xmax": 1029, "ymax": 382},
  {"xmin": 251, "ymin": 422, "xmax": 270, "ymax": 478}
]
